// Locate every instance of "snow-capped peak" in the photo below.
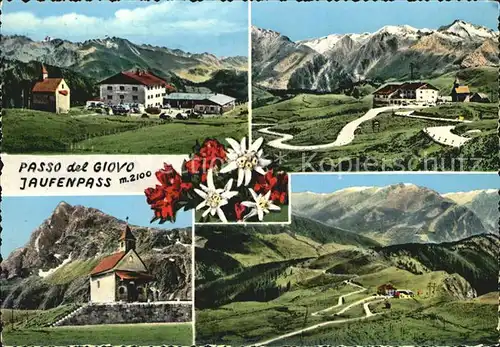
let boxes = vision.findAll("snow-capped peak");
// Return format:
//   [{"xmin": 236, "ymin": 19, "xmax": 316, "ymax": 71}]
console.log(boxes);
[
  {"xmin": 439, "ymin": 19, "xmax": 496, "ymax": 40},
  {"xmin": 299, "ymin": 34, "xmax": 343, "ymax": 54},
  {"xmin": 376, "ymin": 24, "xmax": 418, "ymax": 35}
]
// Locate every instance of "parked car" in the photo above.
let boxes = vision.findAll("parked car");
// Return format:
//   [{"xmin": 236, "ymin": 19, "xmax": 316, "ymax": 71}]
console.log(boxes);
[
  {"xmin": 189, "ymin": 111, "xmax": 202, "ymax": 119},
  {"xmin": 112, "ymin": 105, "xmax": 129, "ymax": 115},
  {"xmin": 159, "ymin": 113, "xmax": 173, "ymax": 122}
]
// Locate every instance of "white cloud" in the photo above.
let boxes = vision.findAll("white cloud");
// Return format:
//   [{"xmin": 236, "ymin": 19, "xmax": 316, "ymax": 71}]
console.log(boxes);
[{"xmin": 3, "ymin": 1, "xmax": 246, "ymax": 41}]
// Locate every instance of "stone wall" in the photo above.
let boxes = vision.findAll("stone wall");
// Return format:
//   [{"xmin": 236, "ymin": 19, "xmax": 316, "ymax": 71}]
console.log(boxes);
[{"xmin": 60, "ymin": 302, "xmax": 192, "ymax": 326}]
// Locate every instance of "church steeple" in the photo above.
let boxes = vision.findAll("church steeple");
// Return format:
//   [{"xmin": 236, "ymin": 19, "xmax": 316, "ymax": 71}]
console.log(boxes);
[
  {"xmin": 453, "ymin": 77, "xmax": 460, "ymax": 89},
  {"xmin": 42, "ymin": 64, "xmax": 48, "ymax": 80},
  {"xmin": 119, "ymin": 217, "xmax": 136, "ymax": 252}
]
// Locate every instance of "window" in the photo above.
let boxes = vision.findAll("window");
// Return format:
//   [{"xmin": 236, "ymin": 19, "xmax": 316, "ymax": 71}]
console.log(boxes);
[
  {"xmin": 133, "ymin": 95, "xmax": 138, "ymax": 101},
  {"xmin": 107, "ymin": 86, "xmax": 113, "ymax": 91},
  {"xmin": 120, "ymin": 95, "xmax": 125, "ymax": 100},
  {"xmin": 119, "ymin": 287, "xmax": 125, "ymax": 294},
  {"xmin": 128, "ymin": 255, "xmax": 133, "ymax": 262},
  {"xmin": 132, "ymin": 86, "xmax": 138, "ymax": 91},
  {"xmin": 107, "ymin": 95, "xmax": 112, "ymax": 100},
  {"xmin": 120, "ymin": 86, "xmax": 125, "ymax": 91},
  {"xmin": 61, "ymin": 83, "xmax": 65, "ymax": 89},
  {"xmin": 97, "ymin": 280, "xmax": 100, "ymax": 288}
]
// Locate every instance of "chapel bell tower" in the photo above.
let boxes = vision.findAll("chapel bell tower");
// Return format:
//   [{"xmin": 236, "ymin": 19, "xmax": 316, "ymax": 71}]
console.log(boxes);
[{"xmin": 119, "ymin": 218, "xmax": 136, "ymax": 252}]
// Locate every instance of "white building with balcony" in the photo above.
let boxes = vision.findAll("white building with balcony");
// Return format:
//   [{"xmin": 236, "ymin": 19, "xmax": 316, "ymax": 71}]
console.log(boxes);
[
  {"xmin": 99, "ymin": 70, "xmax": 175, "ymax": 108},
  {"xmin": 373, "ymin": 82, "xmax": 439, "ymax": 106}
]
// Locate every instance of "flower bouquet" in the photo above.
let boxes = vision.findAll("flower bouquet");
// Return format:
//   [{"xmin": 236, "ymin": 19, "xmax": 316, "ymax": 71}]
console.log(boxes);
[{"xmin": 145, "ymin": 137, "xmax": 289, "ymax": 223}]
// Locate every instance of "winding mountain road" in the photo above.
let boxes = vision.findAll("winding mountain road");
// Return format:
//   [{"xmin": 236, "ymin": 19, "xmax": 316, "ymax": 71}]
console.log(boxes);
[
  {"xmin": 256, "ymin": 105, "xmax": 474, "ymax": 150},
  {"xmin": 256, "ymin": 105, "xmax": 426, "ymax": 151},
  {"xmin": 423, "ymin": 125, "xmax": 471, "ymax": 148},
  {"xmin": 311, "ymin": 281, "xmax": 366, "ymax": 316},
  {"xmin": 253, "ymin": 281, "xmax": 389, "ymax": 346}
]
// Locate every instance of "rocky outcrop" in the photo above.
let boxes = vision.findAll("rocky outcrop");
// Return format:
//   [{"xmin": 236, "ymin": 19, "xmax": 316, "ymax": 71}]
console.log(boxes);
[{"xmin": 441, "ymin": 274, "xmax": 477, "ymax": 300}]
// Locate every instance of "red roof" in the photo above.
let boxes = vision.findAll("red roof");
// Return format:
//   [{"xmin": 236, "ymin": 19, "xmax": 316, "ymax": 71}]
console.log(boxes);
[
  {"xmin": 99, "ymin": 71, "xmax": 175, "ymax": 89},
  {"xmin": 32, "ymin": 78, "xmax": 63, "ymax": 93},
  {"xmin": 373, "ymin": 84, "xmax": 400, "ymax": 95},
  {"xmin": 122, "ymin": 71, "xmax": 167, "ymax": 86},
  {"xmin": 90, "ymin": 251, "xmax": 125, "ymax": 275},
  {"xmin": 115, "ymin": 270, "xmax": 153, "ymax": 280},
  {"xmin": 400, "ymin": 82, "xmax": 438, "ymax": 91}
]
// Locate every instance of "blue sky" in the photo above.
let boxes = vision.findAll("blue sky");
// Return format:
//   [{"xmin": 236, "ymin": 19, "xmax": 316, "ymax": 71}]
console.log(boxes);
[
  {"xmin": 3, "ymin": 0, "xmax": 248, "ymax": 56},
  {"xmin": 252, "ymin": 0, "xmax": 498, "ymax": 40},
  {"xmin": 292, "ymin": 173, "xmax": 498, "ymax": 194},
  {"xmin": 2, "ymin": 196, "xmax": 192, "ymax": 257}
]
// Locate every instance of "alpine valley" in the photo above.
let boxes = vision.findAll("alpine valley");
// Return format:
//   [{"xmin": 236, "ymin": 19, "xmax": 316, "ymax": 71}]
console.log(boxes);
[{"xmin": 195, "ymin": 184, "xmax": 498, "ymax": 345}]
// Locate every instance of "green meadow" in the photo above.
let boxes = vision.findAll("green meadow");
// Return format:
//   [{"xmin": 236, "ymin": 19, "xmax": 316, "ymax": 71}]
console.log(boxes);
[{"xmin": 2, "ymin": 106, "xmax": 248, "ymax": 154}]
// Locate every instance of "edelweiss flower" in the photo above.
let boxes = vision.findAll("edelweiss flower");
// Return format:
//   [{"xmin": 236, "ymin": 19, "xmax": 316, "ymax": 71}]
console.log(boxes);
[
  {"xmin": 220, "ymin": 137, "xmax": 272, "ymax": 187},
  {"xmin": 194, "ymin": 169, "xmax": 238, "ymax": 222},
  {"xmin": 242, "ymin": 188, "xmax": 281, "ymax": 221}
]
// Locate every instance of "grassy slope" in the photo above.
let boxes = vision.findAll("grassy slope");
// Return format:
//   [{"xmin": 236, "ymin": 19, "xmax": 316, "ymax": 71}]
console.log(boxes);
[
  {"xmin": 196, "ymin": 216, "xmax": 379, "ymax": 268},
  {"xmin": 416, "ymin": 102, "xmax": 497, "ymax": 120},
  {"xmin": 3, "ymin": 108, "xmax": 248, "ymax": 154},
  {"xmin": 3, "ymin": 322, "xmax": 193, "ymax": 346},
  {"xmin": 45, "ymin": 258, "xmax": 102, "ymax": 285},
  {"xmin": 196, "ymin": 272, "xmax": 354, "ymax": 345},
  {"xmin": 2, "ymin": 305, "xmax": 79, "ymax": 331},
  {"xmin": 278, "ymin": 298, "xmax": 497, "ymax": 346},
  {"xmin": 426, "ymin": 66, "xmax": 497, "ymax": 98},
  {"xmin": 76, "ymin": 117, "xmax": 247, "ymax": 154},
  {"xmin": 252, "ymin": 93, "xmax": 371, "ymax": 123}
]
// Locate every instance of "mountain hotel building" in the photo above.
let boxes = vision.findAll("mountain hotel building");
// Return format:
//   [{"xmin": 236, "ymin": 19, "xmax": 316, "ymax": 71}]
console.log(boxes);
[
  {"xmin": 373, "ymin": 82, "xmax": 439, "ymax": 106},
  {"xmin": 98, "ymin": 70, "xmax": 175, "ymax": 108}
]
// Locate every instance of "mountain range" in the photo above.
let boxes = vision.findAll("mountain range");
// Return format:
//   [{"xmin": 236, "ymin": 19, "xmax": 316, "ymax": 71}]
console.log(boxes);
[
  {"xmin": 1, "ymin": 35, "xmax": 247, "ymax": 82},
  {"xmin": 292, "ymin": 184, "xmax": 497, "ymax": 244},
  {"xmin": 252, "ymin": 20, "xmax": 499, "ymax": 91},
  {"xmin": 1, "ymin": 202, "xmax": 192, "ymax": 309}
]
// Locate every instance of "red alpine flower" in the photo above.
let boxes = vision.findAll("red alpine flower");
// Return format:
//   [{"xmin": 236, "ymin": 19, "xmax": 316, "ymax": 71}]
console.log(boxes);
[
  {"xmin": 183, "ymin": 139, "xmax": 226, "ymax": 182},
  {"xmin": 156, "ymin": 163, "xmax": 192, "ymax": 193},
  {"xmin": 145, "ymin": 164, "xmax": 193, "ymax": 222},
  {"xmin": 254, "ymin": 169, "xmax": 278, "ymax": 194},
  {"xmin": 234, "ymin": 202, "xmax": 246, "ymax": 221},
  {"xmin": 254, "ymin": 169, "xmax": 288, "ymax": 205}
]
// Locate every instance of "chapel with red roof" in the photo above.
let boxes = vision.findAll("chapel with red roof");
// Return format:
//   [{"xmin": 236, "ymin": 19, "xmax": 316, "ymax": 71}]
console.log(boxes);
[
  {"xmin": 89, "ymin": 223, "xmax": 154, "ymax": 303},
  {"xmin": 32, "ymin": 65, "xmax": 71, "ymax": 114}
]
